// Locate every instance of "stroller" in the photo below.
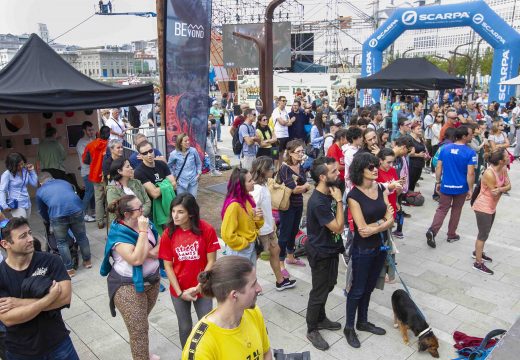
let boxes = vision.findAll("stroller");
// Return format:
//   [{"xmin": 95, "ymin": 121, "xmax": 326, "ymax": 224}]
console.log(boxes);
[{"xmin": 44, "ymin": 222, "xmax": 79, "ymax": 270}]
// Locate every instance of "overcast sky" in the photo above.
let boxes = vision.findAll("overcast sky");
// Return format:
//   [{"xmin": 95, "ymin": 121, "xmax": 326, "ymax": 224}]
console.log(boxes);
[
  {"xmin": 0, "ymin": 0, "xmax": 158, "ymax": 46},
  {"xmin": 0, "ymin": 0, "xmax": 380, "ymax": 47}
]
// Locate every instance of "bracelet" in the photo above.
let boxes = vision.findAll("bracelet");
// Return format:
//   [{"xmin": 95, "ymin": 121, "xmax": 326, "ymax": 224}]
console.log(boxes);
[{"xmin": 178, "ymin": 290, "xmax": 184, "ymax": 297}]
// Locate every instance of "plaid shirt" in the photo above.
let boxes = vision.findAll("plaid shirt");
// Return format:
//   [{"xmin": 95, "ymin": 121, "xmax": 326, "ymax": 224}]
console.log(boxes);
[{"xmin": 364, "ymin": 92, "xmax": 373, "ymax": 107}]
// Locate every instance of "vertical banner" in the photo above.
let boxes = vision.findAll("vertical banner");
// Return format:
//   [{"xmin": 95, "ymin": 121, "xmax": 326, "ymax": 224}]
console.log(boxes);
[{"xmin": 164, "ymin": 0, "xmax": 212, "ymax": 157}]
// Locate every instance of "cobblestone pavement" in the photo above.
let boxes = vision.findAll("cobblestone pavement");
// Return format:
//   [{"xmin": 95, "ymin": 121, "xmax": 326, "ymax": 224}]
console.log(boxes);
[{"xmin": 27, "ymin": 131, "xmax": 520, "ymax": 359}]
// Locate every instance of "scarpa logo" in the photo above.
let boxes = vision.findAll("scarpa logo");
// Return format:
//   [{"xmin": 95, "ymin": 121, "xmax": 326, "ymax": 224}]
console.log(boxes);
[
  {"xmin": 402, "ymin": 10, "xmax": 417, "ymax": 26},
  {"xmin": 374, "ymin": 19, "xmax": 399, "ymax": 44},
  {"xmin": 174, "ymin": 22, "xmax": 205, "ymax": 38},
  {"xmin": 418, "ymin": 12, "xmax": 470, "ymax": 22},
  {"xmin": 498, "ymin": 49, "xmax": 510, "ymax": 102},
  {"xmin": 369, "ymin": 38, "xmax": 378, "ymax": 48},
  {"xmin": 473, "ymin": 14, "xmax": 506, "ymax": 45},
  {"xmin": 472, "ymin": 13, "xmax": 484, "ymax": 25},
  {"xmin": 366, "ymin": 51, "xmax": 373, "ymax": 76}
]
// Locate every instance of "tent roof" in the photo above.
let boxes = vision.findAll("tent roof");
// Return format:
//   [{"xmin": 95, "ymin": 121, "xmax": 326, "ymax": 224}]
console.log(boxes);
[
  {"xmin": 0, "ymin": 34, "xmax": 153, "ymax": 113},
  {"xmin": 356, "ymin": 57, "xmax": 465, "ymax": 90},
  {"xmin": 499, "ymin": 74, "xmax": 520, "ymax": 85}
]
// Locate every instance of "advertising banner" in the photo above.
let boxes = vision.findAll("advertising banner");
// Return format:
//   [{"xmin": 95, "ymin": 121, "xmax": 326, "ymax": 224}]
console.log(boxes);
[{"xmin": 164, "ymin": 0, "xmax": 212, "ymax": 158}]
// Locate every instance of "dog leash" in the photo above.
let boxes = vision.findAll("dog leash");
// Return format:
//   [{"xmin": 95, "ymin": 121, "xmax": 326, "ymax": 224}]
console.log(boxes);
[{"xmin": 379, "ymin": 232, "xmax": 428, "ymax": 322}]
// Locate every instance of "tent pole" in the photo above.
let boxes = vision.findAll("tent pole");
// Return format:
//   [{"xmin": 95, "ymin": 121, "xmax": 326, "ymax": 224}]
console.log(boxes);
[{"xmin": 152, "ymin": 103, "xmax": 159, "ymax": 149}]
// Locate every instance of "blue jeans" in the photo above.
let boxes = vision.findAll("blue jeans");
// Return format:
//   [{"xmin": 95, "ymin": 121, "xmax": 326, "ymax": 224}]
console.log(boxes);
[
  {"xmin": 216, "ymin": 119, "xmax": 222, "ymax": 141},
  {"xmin": 81, "ymin": 175, "xmax": 94, "ymax": 213},
  {"xmin": 346, "ymin": 246, "xmax": 386, "ymax": 328},
  {"xmin": 225, "ymin": 242, "xmax": 256, "ymax": 265},
  {"xmin": 6, "ymin": 336, "xmax": 79, "ymax": 360},
  {"xmin": 176, "ymin": 182, "xmax": 199, "ymax": 198},
  {"xmin": 50, "ymin": 211, "xmax": 91, "ymax": 270},
  {"xmin": 278, "ymin": 204, "xmax": 303, "ymax": 261},
  {"xmin": 227, "ymin": 111, "xmax": 234, "ymax": 126}
]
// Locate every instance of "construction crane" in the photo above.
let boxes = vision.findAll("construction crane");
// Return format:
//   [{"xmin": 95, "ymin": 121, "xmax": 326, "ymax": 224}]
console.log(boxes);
[{"xmin": 95, "ymin": 1, "xmax": 156, "ymax": 18}]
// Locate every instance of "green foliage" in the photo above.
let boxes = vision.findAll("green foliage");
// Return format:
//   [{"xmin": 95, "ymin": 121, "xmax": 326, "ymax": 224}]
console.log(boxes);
[{"xmin": 480, "ymin": 48, "xmax": 493, "ymax": 76}]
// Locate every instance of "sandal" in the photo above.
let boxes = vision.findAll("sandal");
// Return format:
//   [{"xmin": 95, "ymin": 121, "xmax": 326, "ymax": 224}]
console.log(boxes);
[{"xmin": 286, "ymin": 258, "xmax": 306, "ymax": 267}]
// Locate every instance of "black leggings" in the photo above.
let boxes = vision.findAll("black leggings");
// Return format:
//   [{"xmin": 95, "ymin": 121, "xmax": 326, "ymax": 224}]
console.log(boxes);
[{"xmin": 408, "ymin": 166, "xmax": 423, "ymax": 192}]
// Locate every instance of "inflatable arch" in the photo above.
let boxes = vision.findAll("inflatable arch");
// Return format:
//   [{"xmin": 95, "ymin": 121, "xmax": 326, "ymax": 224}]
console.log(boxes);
[{"xmin": 360, "ymin": 1, "xmax": 520, "ymax": 105}]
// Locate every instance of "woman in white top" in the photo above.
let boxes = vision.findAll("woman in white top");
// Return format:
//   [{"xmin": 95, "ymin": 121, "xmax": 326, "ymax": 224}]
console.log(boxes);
[
  {"xmin": 105, "ymin": 195, "xmax": 160, "ymax": 360},
  {"xmin": 250, "ymin": 156, "xmax": 296, "ymax": 291},
  {"xmin": 488, "ymin": 119, "xmax": 510, "ymax": 151}
]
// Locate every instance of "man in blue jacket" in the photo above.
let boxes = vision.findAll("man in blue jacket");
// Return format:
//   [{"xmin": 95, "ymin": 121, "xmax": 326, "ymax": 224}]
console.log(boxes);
[{"xmin": 36, "ymin": 172, "xmax": 91, "ymax": 277}]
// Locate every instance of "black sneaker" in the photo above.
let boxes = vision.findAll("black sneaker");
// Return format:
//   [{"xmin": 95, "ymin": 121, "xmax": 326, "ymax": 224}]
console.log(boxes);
[
  {"xmin": 426, "ymin": 229, "xmax": 436, "ymax": 248},
  {"xmin": 307, "ymin": 330, "xmax": 329, "ymax": 350},
  {"xmin": 392, "ymin": 230, "xmax": 404, "ymax": 239},
  {"xmin": 317, "ymin": 318, "xmax": 342, "ymax": 331},
  {"xmin": 472, "ymin": 251, "xmax": 493, "ymax": 262},
  {"xmin": 402, "ymin": 211, "xmax": 412, "ymax": 218},
  {"xmin": 343, "ymin": 327, "xmax": 360, "ymax": 348},
  {"xmin": 447, "ymin": 234, "xmax": 461, "ymax": 243},
  {"xmin": 356, "ymin": 322, "xmax": 386, "ymax": 335},
  {"xmin": 473, "ymin": 262, "xmax": 494, "ymax": 275},
  {"xmin": 276, "ymin": 278, "xmax": 296, "ymax": 291}
]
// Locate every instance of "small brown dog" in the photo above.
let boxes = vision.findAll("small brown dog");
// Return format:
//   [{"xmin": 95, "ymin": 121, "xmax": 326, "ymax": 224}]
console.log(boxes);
[{"xmin": 392, "ymin": 289, "xmax": 439, "ymax": 358}]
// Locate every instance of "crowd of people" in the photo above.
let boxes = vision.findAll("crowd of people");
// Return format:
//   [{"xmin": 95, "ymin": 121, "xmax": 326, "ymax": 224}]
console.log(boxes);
[{"xmin": 0, "ymin": 88, "xmax": 514, "ymax": 359}]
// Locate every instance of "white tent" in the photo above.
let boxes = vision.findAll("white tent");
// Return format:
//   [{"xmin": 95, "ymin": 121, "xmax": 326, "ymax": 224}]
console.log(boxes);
[{"xmin": 499, "ymin": 75, "xmax": 520, "ymax": 85}]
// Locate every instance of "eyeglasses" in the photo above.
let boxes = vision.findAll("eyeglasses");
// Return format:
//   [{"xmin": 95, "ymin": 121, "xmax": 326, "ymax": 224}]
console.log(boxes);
[
  {"xmin": 140, "ymin": 149, "xmax": 154, "ymax": 155},
  {"xmin": 128, "ymin": 205, "xmax": 143, "ymax": 212},
  {"xmin": 367, "ymin": 164, "xmax": 377, "ymax": 171},
  {"xmin": 280, "ymin": 99, "xmax": 287, "ymax": 102}
]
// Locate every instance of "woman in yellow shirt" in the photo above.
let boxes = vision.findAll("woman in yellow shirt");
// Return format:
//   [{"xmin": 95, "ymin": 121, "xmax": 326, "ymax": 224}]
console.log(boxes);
[
  {"xmin": 220, "ymin": 168, "xmax": 264, "ymax": 264},
  {"xmin": 182, "ymin": 256, "xmax": 271, "ymax": 360}
]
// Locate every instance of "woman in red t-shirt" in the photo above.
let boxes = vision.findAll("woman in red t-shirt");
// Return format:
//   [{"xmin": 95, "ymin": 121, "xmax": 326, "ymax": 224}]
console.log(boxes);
[
  {"xmin": 326, "ymin": 128, "xmax": 348, "ymax": 193},
  {"xmin": 376, "ymin": 148, "xmax": 404, "ymax": 222},
  {"xmin": 158, "ymin": 193, "xmax": 221, "ymax": 349}
]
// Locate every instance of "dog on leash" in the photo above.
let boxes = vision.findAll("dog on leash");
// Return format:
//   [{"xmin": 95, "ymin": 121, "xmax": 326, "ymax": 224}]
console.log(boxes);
[{"xmin": 392, "ymin": 289, "xmax": 439, "ymax": 358}]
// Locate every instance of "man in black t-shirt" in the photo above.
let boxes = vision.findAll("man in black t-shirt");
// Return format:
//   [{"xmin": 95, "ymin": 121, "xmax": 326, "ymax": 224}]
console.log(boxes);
[
  {"xmin": 0, "ymin": 217, "xmax": 78, "ymax": 359},
  {"xmin": 305, "ymin": 157, "xmax": 345, "ymax": 351},
  {"xmin": 134, "ymin": 141, "xmax": 176, "ymax": 200}
]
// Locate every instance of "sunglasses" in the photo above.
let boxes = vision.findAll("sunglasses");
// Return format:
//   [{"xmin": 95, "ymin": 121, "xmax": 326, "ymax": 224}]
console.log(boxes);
[
  {"xmin": 367, "ymin": 164, "xmax": 377, "ymax": 171},
  {"xmin": 140, "ymin": 149, "xmax": 154, "ymax": 155}
]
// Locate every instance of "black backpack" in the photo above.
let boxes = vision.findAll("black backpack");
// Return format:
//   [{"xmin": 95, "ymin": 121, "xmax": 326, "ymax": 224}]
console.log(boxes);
[{"xmin": 232, "ymin": 124, "xmax": 246, "ymax": 155}]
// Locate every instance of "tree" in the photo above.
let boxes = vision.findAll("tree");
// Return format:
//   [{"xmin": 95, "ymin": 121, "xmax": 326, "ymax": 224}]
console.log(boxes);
[
  {"xmin": 480, "ymin": 48, "xmax": 493, "ymax": 76},
  {"xmin": 425, "ymin": 56, "xmax": 449, "ymax": 73}
]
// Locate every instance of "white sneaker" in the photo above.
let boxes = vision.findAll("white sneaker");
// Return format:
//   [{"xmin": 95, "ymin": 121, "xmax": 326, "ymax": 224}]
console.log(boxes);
[
  {"xmin": 84, "ymin": 215, "xmax": 96, "ymax": 222},
  {"xmin": 211, "ymin": 170, "xmax": 222, "ymax": 176}
]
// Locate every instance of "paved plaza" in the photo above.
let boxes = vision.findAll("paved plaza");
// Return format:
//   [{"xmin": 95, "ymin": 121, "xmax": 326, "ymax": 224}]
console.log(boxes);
[{"xmin": 26, "ymin": 140, "xmax": 520, "ymax": 359}]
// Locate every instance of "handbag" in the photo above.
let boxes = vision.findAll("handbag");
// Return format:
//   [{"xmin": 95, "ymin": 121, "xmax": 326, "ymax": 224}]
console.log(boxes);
[{"xmin": 267, "ymin": 174, "xmax": 292, "ymax": 211}]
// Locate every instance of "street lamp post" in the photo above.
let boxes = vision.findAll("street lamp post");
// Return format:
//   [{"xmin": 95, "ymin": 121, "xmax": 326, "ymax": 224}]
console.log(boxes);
[{"xmin": 402, "ymin": 48, "xmax": 414, "ymax": 58}]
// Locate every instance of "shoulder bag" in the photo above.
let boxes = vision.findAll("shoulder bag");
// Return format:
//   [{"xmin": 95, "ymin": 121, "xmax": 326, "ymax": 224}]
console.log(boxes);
[{"xmin": 268, "ymin": 167, "xmax": 292, "ymax": 211}]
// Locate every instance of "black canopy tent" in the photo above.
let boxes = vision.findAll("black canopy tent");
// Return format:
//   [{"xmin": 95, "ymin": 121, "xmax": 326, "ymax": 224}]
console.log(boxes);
[
  {"xmin": 0, "ymin": 34, "xmax": 153, "ymax": 114},
  {"xmin": 356, "ymin": 57, "xmax": 465, "ymax": 90}
]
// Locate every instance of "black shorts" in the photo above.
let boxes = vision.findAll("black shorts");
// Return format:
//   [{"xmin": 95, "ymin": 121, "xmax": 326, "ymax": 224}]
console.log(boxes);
[{"xmin": 278, "ymin": 137, "xmax": 289, "ymax": 153}]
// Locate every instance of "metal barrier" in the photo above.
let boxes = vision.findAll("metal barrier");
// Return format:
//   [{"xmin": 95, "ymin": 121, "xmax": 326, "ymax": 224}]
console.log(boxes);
[{"xmin": 123, "ymin": 126, "xmax": 166, "ymax": 156}]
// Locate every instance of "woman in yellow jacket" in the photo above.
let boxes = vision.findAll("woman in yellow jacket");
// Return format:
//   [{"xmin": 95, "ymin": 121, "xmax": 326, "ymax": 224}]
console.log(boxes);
[{"xmin": 221, "ymin": 167, "xmax": 264, "ymax": 264}]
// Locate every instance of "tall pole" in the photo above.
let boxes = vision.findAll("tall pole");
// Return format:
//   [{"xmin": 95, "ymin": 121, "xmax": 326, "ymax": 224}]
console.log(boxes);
[
  {"xmin": 156, "ymin": 0, "xmax": 165, "ymax": 129},
  {"xmin": 264, "ymin": 0, "xmax": 285, "ymax": 116}
]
